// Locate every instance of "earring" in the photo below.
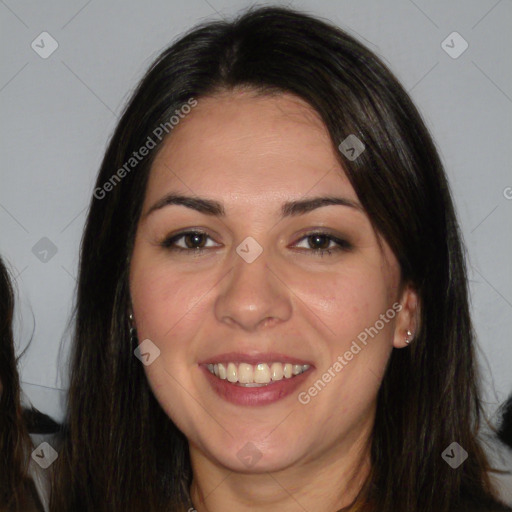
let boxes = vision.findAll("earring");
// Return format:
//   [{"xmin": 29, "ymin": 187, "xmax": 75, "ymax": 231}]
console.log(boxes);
[
  {"xmin": 129, "ymin": 312, "xmax": 137, "ymax": 344},
  {"xmin": 405, "ymin": 330, "xmax": 413, "ymax": 345}
]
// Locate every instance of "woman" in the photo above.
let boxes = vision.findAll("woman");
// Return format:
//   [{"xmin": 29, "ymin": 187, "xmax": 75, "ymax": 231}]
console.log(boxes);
[
  {"xmin": 0, "ymin": 256, "xmax": 45, "ymax": 511},
  {"xmin": 49, "ymin": 6, "xmax": 512, "ymax": 511}
]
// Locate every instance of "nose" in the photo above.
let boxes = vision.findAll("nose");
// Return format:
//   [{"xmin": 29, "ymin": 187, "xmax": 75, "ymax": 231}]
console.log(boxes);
[{"xmin": 214, "ymin": 247, "xmax": 293, "ymax": 331}]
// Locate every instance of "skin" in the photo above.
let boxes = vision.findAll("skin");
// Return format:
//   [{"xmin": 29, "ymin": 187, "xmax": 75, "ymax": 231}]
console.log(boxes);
[{"xmin": 129, "ymin": 89, "xmax": 420, "ymax": 512}]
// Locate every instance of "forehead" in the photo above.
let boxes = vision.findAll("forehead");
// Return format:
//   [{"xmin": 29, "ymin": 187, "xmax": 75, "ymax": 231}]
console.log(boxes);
[{"xmin": 145, "ymin": 90, "xmax": 357, "ymax": 205}]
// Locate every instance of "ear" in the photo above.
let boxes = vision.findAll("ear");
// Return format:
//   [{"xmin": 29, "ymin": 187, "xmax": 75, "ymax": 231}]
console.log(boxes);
[{"xmin": 392, "ymin": 285, "xmax": 420, "ymax": 349}]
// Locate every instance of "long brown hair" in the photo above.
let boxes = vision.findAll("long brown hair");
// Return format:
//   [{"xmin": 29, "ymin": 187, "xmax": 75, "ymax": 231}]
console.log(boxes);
[
  {"xmin": 0, "ymin": 256, "xmax": 31, "ymax": 510},
  {"xmin": 50, "ymin": 6, "xmax": 511, "ymax": 511}
]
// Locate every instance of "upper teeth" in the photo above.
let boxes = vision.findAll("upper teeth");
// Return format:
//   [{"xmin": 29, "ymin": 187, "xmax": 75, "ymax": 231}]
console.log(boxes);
[{"xmin": 206, "ymin": 362, "xmax": 310, "ymax": 385}]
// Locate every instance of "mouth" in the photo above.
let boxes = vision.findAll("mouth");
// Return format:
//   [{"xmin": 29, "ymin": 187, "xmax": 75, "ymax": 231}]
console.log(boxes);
[
  {"xmin": 198, "ymin": 353, "xmax": 314, "ymax": 406},
  {"xmin": 205, "ymin": 361, "xmax": 311, "ymax": 386}
]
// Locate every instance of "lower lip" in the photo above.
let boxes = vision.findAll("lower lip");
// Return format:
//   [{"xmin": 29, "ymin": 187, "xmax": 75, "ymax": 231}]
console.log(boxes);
[{"xmin": 200, "ymin": 365, "xmax": 312, "ymax": 406}]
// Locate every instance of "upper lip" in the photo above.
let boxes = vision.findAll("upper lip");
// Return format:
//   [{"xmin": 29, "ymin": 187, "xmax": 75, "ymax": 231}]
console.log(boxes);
[{"xmin": 198, "ymin": 351, "xmax": 314, "ymax": 366}]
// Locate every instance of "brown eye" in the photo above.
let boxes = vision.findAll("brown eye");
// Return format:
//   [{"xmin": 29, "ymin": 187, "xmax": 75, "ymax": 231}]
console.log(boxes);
[
  {"xmin": 160, "ymin": 231, "xmax": 217, "ymax": 252},
  {"xmin": 294, "ymin": 232, "xmax": 353, "ymax": 257}
]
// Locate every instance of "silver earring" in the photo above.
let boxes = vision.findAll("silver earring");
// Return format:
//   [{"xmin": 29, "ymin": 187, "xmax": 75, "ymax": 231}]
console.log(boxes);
[
  {"xmin": 405, "ymin": 330, "xmax": 413, "ymax": 345},
  {"xmin": 129, "ymin": 312, "xmax": 137, "ymax": 344}
]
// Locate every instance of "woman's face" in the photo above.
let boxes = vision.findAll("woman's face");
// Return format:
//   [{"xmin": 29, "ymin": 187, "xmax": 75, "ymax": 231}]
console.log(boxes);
[{"xmin": 129, "ymin": 90, "xmax": 416, "ymax": 474}]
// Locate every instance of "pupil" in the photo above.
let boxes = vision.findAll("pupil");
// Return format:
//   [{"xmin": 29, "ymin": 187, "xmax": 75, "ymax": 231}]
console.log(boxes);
[
  {"xmin": 310, "ymin": 235, "xmax": 328, "ymax": 250},
  {"xmin": 187, "ymin": 233, "xmax": 205, "ymax": 249}
]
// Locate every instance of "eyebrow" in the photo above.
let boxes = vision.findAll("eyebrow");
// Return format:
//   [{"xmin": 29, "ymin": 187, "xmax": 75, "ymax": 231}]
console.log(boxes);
[{"xmin": 144, "ymin": 193, "xmax": 364, "ymax": 219}]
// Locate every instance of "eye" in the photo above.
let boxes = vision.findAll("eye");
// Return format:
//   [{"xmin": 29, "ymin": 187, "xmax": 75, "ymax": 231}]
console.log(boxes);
[
  {"xmin": 159, "ymin": 230, "xmax": 352, "ymax": 257},
  {"xmin": 293, "ymin": 232, "xmax": 353, "ymax": 257},
  {"xmin": 160, "ymin": 230, "xmax": 218, "ymax": 253}
]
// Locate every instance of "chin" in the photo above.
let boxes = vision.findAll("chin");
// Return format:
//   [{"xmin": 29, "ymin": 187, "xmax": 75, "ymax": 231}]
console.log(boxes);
[{"xmin": 202, "ymin": 434, "xmax": 306, "ymax": 474}]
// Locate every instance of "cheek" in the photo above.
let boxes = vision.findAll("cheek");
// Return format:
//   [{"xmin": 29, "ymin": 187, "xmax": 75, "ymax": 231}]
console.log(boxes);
[
  {"xmin": 129, "ymin": 251, "xmax": 219, "ymax": 367},
  {"xmin": 291, "ymin": 263, "xmax": 395, "ymax": 412},
  {"xmin": 129, "ymin": 256, "xmax": 213, "ymax": 433},
  {"xmin": 132, "ymin": 272, "xmax": 191, "ymax": 344},
  {"xmin": 296, "ymin": 263, "xmax": 394, "ymax": 346}
]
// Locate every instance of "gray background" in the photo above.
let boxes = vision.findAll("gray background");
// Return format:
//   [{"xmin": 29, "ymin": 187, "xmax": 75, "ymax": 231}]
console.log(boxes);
[{"xmin": 0, "ymin": 0, "xmax": 511, "ymax": 425}]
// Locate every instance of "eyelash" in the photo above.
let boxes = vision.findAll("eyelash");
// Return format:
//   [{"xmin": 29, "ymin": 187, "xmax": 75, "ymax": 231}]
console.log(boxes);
[{"xmin": 159, "ymin": 230, "xmax": 352, "ymax": 257}]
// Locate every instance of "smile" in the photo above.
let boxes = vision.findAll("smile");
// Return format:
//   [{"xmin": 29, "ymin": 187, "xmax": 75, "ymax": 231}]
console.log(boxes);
[{"xmin": 207, "ymin": 362, "xmax": 311, "ymax": 386}]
